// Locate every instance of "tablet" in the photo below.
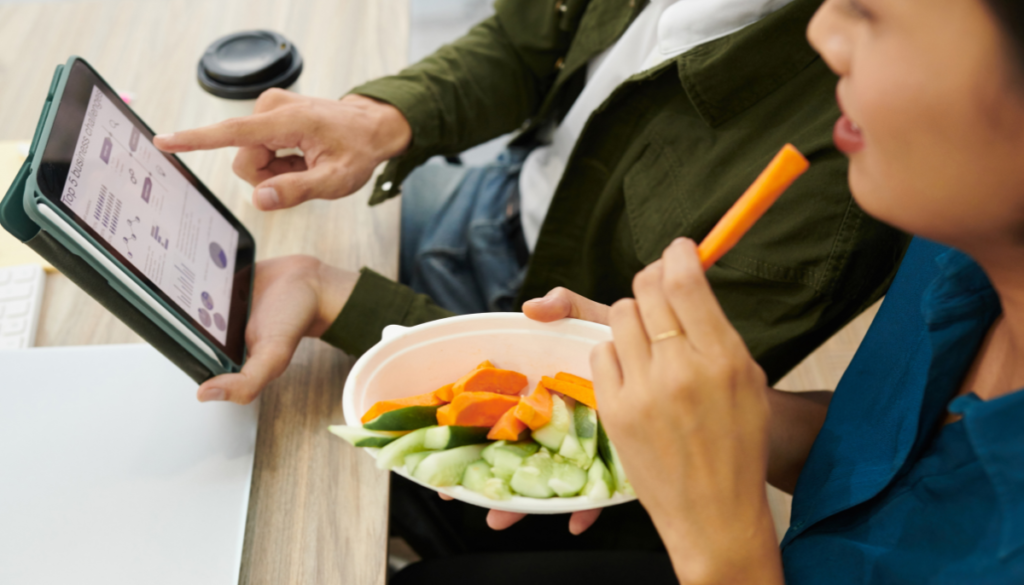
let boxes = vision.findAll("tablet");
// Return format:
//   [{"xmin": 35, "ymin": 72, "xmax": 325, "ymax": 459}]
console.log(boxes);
[{"xmin": 11, "ymin": 57, "xmax": 254, "ymax": 374}]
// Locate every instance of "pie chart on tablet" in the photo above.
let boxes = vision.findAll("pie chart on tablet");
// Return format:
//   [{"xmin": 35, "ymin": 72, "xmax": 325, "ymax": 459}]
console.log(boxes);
[{"xmin": 210, "ymin": 242, "xmax": 228, "ymax": 269}]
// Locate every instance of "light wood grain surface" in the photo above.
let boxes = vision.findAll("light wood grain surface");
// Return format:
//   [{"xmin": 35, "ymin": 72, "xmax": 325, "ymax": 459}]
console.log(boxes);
[{"xmin": 0, "ymin": 1, "xmax": 408, "ymax": 583}]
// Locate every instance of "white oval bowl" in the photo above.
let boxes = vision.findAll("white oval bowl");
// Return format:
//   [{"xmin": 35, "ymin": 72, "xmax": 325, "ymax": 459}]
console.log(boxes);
[{"xmin": 341, "ymin": 313, "xmax": 637, "ymax": 514}]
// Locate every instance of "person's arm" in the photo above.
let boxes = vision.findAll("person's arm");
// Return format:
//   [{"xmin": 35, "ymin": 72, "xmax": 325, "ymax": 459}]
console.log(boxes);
[
  {"xmin": 592, "ymin": 238, "xmax": 789, "ymax": 584},
  {"xmin": 352, "ymin": 1, "xmax": 577, "ymax": 202}
]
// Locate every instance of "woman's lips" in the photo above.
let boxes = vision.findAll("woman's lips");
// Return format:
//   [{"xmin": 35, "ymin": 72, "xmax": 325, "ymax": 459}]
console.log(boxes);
[{"xmin": 834, "ymin": 114, "xmax": 865, "ymax": 154}]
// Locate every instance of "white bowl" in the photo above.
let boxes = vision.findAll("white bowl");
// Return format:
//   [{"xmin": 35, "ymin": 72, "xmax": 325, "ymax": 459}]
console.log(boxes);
[{"xmin": 341, "ymin": 313, "xmax": 638, "ymax": 514}]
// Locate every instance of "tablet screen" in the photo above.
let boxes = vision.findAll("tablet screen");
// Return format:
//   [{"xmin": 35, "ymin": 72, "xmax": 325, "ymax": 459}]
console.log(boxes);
[
  {"xmin": 36, "ymin": 59, "xmax": 254, "ymax": 365},
  {"xmin": 60, "ymin": 86, "xmax": 239, "ymax": 345}
]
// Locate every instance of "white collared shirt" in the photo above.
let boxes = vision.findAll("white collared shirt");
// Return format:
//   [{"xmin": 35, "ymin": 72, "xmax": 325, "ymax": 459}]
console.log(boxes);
[{"xmin": 518, "ymin": 0, "xmax": 796, "ymax": 251}]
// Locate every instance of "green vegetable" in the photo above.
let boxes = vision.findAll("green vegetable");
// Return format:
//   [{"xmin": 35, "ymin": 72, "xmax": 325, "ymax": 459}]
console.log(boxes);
[
  {"xmin": 510, "ymin": 450, "xmax": 556, "ymax": 498},
  {"xmin": 413, "ymin": 444, "xmax": 487, "ymax": 487},
  {"xmin": 404, "ymin": 450, "xmax": 436, "ymax": 474},
  {"xmin": 461, "ymin": 460, "xmax": 494, "ymax": 493},
  {"xmin": 583, "ymin": 456, "xmax": 614, "ymax": 500},
  {"xmin": 363, "ymin": 405, "xmax": 441, "ymax": 431},
  {"xmin": 597, "ymin": 422, "xmax": 634, "ymax": 496},
  {"xmin": 531, "ymin": 395, "xmax": 571, "ymax": 451},
  {"xmin": 376, "ymin": 427, "xmax": 431, "ymax": 470},
  {"xmin": 327, "ymin": 425, "xmax": 408, "ymax": 448},
  {"xmin": 423, "ymin": 425, "xmax": 490, "ymax": 450}
]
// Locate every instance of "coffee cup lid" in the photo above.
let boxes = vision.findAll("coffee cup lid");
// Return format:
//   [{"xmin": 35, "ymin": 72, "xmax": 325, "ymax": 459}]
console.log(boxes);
[{"xmin": 198, "ymin": 30, "xmax": 303, "ymax": 100}]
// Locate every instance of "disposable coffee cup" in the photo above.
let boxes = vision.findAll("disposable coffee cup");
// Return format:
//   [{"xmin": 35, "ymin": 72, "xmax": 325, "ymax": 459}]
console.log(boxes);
[{"xmin": 198, "ymin": 30, "xmax": 303, "ymax": 120}]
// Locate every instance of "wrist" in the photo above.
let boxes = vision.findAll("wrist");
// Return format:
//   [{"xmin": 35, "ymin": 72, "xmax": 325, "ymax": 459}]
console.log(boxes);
[
  {"xmin": 661, "ymin": 502, "xmax": 783, "ymax": 585},
  {"xmin": 306, "ymin": 260, "xmax": 359, "ymax": 339},
  {"xmin": 340, "ymin": 93, "xmax": 412, "ymax": 163}
]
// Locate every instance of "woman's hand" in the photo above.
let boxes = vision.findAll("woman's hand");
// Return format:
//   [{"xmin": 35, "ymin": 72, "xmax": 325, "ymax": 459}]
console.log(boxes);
[
  {"xmin": 154, "ymin": 91, "xmax": 411, "ymax": 210},
  {"xmin": 196, "ymin": 256, "xmax": 357, "ymax": 404},
  {"xmin": 591, "ymin": 238, "xmax": 783, "ymax": 585}
]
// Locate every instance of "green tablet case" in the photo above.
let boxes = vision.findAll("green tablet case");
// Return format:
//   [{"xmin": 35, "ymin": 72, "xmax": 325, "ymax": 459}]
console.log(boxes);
[{"xmin": 1, "ymin": 58, "xmax": 250, "ymax": 384}]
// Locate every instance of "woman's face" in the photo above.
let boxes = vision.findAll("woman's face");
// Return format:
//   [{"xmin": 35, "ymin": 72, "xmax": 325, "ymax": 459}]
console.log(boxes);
[{"xmin": 808, "ymin": 0, "xmax": 1024, "ymax": 250}]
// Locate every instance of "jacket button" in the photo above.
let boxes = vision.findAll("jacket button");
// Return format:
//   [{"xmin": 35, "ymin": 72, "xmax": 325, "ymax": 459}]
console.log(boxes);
[
  {"xmin": 554, "ymin": 57, "xmax": 565, "ymax": 70},
  {"xmin": 555, "ymin": 0, "xmax": 568, "ymax": 12},
  {"xmin": 381, "ymin": 181, "xmax": 393, "ymax": 192}
]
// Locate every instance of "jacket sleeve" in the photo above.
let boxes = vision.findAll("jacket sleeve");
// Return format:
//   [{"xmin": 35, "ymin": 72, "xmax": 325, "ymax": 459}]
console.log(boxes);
[
  {"xmin": 319, "ymin": 268, "xmax": 454, "ymax": 356},
  {"xmin": 350, "ymin": 0, "xmax": 578, "ymax": 205}
]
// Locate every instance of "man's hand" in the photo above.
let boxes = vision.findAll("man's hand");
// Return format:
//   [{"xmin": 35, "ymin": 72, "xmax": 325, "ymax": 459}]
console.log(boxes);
[
  {"xmin": 197, "ymin": 256, "xmax": 358, "ymax": 404},
  {"xmin": 154, "ymin": 91, "xmax": 411, "ymax": 210},
  {"xmin": 451, "ymin": 287, "xmax": 611, "ymax": 535}
]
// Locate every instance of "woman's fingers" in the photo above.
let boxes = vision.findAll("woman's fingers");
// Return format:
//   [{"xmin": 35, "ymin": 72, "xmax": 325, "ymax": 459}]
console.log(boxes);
[
  {"xmin": 590, "ymin": 341, "xmax": 623, "ymax": 410},
  {"xmin": 660, "ymin": 238, "xmax": 738, "ymax": 351},
  {"xmin": 569, "ymin": 508, "xmax": 603, "ymax": 535},
  {"xmin": 631, "ymin": 261, "xmax": 689, "ymax": 358},
  {"xmin": 487, "ymin": 510, "xmax": 527, "ymax": 530},
  {"xmin": 608, "ymin": 299, "xmax": 652, "ymax": 383}
]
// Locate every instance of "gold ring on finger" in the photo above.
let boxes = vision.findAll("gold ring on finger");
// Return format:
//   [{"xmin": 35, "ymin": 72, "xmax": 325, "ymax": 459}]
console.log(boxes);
[{"xmin": 651, "ymin": 330, "xmax": 683, "ymax": 343}]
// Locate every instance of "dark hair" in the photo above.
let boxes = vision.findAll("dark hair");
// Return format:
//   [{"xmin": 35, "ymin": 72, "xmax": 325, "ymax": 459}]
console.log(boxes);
[{"xmin": 984, "ymin": 0, "xmax": 1024, "ymax": 73}]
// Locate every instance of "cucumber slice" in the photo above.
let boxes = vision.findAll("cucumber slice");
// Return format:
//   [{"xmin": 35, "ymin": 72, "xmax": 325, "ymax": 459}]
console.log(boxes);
[
  {"xmin": 574, "ymin": 404, "xmax": 599, "ymax": 462},
  {"xmin": 531, "ymin": 395, "xmax": 570, "ymax": 451},
  {"xmin": 423, "ymin": 425, "xmax": 491, "ymax": 450},
  {"xmin": 482, "ymin": 477, "xmax": 513, "ymax": 500},
  {"xmin": 328, "ymin": 425, "xmax": 408, "ymax": 448},
  {"xmin": 510, "ymin": 450, "xmax": 555, "ymax": 498},
  {"xmin": 413, "ymin": 444, "xmax": 487, "ymax": 487},
  {"xmin": 583, "ymin": 456, "xmax": 614, "ymax": 500},
  {"xmin": 363, "ymin": 405, "xmax": 441, "ymax": 431},
  {"xmin": 404, "ymin": 450, "xmax": 437, "ymax": 475},
  {"xmin": 558, "ymin": 407, "xmax": 592, "ymax": 470},
  {"xmin": 481, "ymin": 441, "xmax": 540, "ymax": 481},
  {"xmin": 597, "ymin": 422, "xmax": 634, "ymax": 496},
  {"xmin": 376, "ymin": 427, "xmax": 431, "ymax": 470},
  {"xmin": 548, "ymin": 461, "xmax": 588, "ymax": 497},
  {"xmin": 461, "ymin": 459, "xmax": 494, "ymax": 493}
]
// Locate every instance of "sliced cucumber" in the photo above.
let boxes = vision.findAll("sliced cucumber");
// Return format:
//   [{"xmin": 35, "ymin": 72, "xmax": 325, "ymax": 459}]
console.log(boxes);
[
  {"xmin": 376, "ymin": 427, "xmax": 431, "ymax": 470},
  {"xmin": 574, "ymin": 404, "xmax": 599, "ymax": 462},
  {"xmin": 510, "ymin": 450, "xmax": 555, "ymax": 498},
  {"xmin": 558, "ymin": 407, "xmax": 592, "ymax": 470},
  {"xmin": 424, "ymin": 425, "xmax": 491, "ymax": 450},
  {"xmin": 548, "ymin": 461, "xmax": 588, "ymax": 497},
  {"xmin": 404, "ymin": 450, "xmax": 437, "ymax": 475},
  {"xmin": 461, "ymin": 459, "xmax": 494, "ymax": 493},
  {"xmin": 531, "ymin": 394, "xmax": 570, "ymax": 452},
  {"xmin": 583, "ymin": 456, "xmax": 614, "ymax": 500},
  {"xmin": 363, "ymin": 405, "xmax": 441, "ymax": 431},
  {"xmin": 597, "ymin": 422, "xmax": 634, "ymax": 496},
  {"xmin": 482, "ymin": 477, "xmax": 513, "ymax": 501},
  {"xmin": 328, "ymin": 425, "xmax": 408, "ymax": 448},
  {"xmin": 413, "ymin": 444, "xmax": 487, "ymax": 487}
]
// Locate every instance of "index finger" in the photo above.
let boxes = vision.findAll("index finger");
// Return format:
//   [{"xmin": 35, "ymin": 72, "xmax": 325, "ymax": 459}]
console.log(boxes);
[
  {"xmin": 661, "ymin": 238, "xmax": 738, "ymax": 350},
  {"xmin": 154, "ymin": 110, "xmax": 303, "ymax": 153}
]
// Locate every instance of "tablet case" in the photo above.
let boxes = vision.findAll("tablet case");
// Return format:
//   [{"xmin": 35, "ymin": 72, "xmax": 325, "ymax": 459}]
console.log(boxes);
[
  {"xmin": 2, "ymin": 157, "xmax": 214, "ymax": 384},
  {"xmin": 0, "ymin": 58, "xmax": 251, "ymax": 385}
]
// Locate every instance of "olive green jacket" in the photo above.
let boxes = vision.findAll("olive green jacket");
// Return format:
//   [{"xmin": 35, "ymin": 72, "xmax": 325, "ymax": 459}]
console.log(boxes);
[{"xmin": 321, "ymin": 0, "xmax": 910, "ymax": 383}]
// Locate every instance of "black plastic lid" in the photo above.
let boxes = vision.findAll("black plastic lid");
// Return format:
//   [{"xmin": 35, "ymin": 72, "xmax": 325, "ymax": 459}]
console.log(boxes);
[{"xmin": 198, "ymin": 30, "xmax": 303, "ymax": 100}]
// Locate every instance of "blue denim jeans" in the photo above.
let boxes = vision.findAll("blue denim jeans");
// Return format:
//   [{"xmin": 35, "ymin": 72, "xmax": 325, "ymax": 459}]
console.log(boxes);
[{"xmin": 399, "ymin": 149, "xmax": 530, "ymax": 314}]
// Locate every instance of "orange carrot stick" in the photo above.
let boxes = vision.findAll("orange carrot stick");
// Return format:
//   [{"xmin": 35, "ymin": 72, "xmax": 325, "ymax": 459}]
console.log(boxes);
[
  {"xmin": 555, "ymin": 372, "xmax": 593, "ymax": 389},
  {"xmin": 452, "ymin": 367, "xmax": 528, "ymax": 397},
  {"xmin": 697, "ymin": 144, "xmax": 810, "ymax": 270},
  {"xmin": 433, "ymin": 383, "xmax": 455, "ymax": 403},
  {"xmin": 361, "ymin": 391, "xmax": 445, "ymax": 424},
  {"xmin": 436, "ymin": 404, "xmax": 455, "ymax": 426},
  {"xmin": 514, "ymin": 383, "xmax": 554, "ymax": 430},
  {"xmin": 540, "ymin": 376, "xmax": 598, "ymax": 410},
  {"xmin": 487, "ymin": 407, "xmax": 529, "ymax": 441},
  {"xmin": 441, "ymin": 392, "xmax": 521, "ymax": 427}
]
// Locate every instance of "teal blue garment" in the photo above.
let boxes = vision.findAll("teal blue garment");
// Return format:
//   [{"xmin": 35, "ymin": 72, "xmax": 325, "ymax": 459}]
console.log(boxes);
[{"xmin": 781, "ymin": 238, "xmax": 1024, "ymax": 583}]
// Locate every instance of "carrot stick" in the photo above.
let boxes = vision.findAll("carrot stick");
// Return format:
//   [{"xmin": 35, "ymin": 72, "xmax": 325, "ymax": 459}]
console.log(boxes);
[
  {"xmin": 697, "ymin": 144, "xmax": 810, "ymax": 270},
  {"xmin": 555, "ymin": 372, "xmax": 593, "ymax": 389},
  {"xmin": 361, "ymin": 391, "xmax": 445, "ymax": 424},
  {"xmin": 433, "ymin": 383, "xmax": 455, "ymax": 403},
  {"xmin": 452, "ymin": 367, "xmax": 528, "ymax": 397},
  {"xmin": 514, "ymin": 383, "xmax": 554, "ymax": 430},
  {"xmin": 440, "ymin": 392, "xmax": 521, "ymax": 427},
  {"xmin": 487, "ymin": 407, "xmax": 529, "ymax": 441},
  {"xmin": 540, "ymin": 376, "xmax": 598, "ymax": 410}
]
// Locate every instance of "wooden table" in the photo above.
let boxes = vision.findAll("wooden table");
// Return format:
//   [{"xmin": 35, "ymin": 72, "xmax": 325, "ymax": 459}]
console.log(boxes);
[{"xmin": 0, "ymin": 1, "xmax": 408, "ymax": 583}]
